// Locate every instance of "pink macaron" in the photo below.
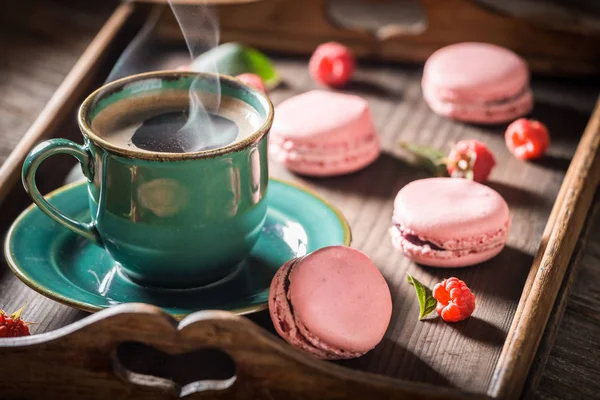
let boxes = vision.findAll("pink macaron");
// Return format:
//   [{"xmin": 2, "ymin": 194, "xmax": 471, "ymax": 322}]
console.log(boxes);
[
  {"xmin": 390, "ymin": 178, "xmax": 510, "ymax": 267},
  {"xmin": 269, "ymin": 246, "xmax": 392, "ymax": 360},
  {"xmin": 422, "ymin": 42, "xmax": 533, "ymax": 124},
  {"xmin": 269, "ymin": 90, "xmax": 380, "ymax": 176}
]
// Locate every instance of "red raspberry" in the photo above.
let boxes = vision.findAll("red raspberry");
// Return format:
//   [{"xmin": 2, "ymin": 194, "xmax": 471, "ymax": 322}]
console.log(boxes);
[
  {"xmin": 309, "ymin": 42, "xmax": 355, "ymax": 87},
  {"xmin": 433, "ymin": 278, "xmax": 475, "ymax": 322},
  {"xmin": 236, "ymin": 73, "xmax": 267, "ymax": 93},
  {"xmin": 505, "ymin": 118, "xmax": 550, "ymax": 160},
  {"xmin": 446, "ymin": 139, "xmax": 496, "ymax": 182},
  {"xmin": 0, "ymin": 307, "xmax": 31, "ymax": 338}
]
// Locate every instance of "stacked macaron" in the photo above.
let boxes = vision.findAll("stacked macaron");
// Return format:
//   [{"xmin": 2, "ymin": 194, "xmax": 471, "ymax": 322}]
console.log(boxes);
[
  {"xmin": 269, "ymin": 246, "xmax": 392, "ymax": 359},
  {"xmin": 390, "ymin": 178, "xmax": 510, "ymax": 267},
  {"xmin": 422, "ymin": 42, "xmax": 533, "ymax": 124},
  {"xmin": 269, "ymin": 90, "xmax": 380, "ymax": 176}
]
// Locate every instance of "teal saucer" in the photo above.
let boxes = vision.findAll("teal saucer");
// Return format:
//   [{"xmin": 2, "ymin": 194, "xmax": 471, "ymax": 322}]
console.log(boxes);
[{"xmin": 5, "ymin": 178, "xmax": 351, "ymax": 318}]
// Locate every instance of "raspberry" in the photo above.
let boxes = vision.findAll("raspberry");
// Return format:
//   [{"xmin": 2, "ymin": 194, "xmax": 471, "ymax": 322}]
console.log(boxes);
[
  {"xmin": 446, "ymin": 139, "xmax": 496, "ymax": 182},
  {"xmin": 505, "ymin": 118, "xmax": 550, "ymax": 160},
  {"xmin": 235, "ymin": 73, "xmax": 267, "ymax": 93},
  {"xmin": 309, "ymin": 42, "xmax": 355, "ymax": 87},
  {"xmin": 433, "ymin": 278, "xmax": 475, "ymax": 322},
  {"xmin": 0, "ymin": 307, "xmax": 31, "ymax": 338}
]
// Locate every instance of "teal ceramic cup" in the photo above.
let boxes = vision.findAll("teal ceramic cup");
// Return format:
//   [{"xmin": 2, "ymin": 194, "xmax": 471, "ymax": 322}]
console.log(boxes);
[{"xmin": 22, "ymin": 71, "xmax": 273, "ymax": 288}]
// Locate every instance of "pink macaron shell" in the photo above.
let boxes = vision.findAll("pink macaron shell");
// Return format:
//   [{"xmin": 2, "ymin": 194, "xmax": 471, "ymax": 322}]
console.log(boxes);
[
  {"xmin": 269, "ymin": 133, "xmax": 380, "ymax": 176},
  {"xmin": 269, "ymin": 90, "xmax": 381, "ymax": 176},
  {"xmin": 288, "ymin": 247, "xmax": 392, "ymax": 354},
  {"xmin": 423, "ymin": 42, "xmax": 529, "ymax": 103},
  {"xmin": 393, "ymin": 178, "xmax": 510, "ymax": 245},
  {"xmin": 269, "ymin": 260, "xmax": 332, "ymax": 359},
  {"xmin": 270, "ymin": 90, "xmax": 375, "ymax": 145},
  {"xmin": 398, "ymin": 242, "xmax": 504, "ymax": 268},
  {"xmin": 423, "ymin": 85, "xmax": 533, "ymax": 124},
  {"xmin": 389, "ymin": 225, "xmax": 506, "ymax": 268}
]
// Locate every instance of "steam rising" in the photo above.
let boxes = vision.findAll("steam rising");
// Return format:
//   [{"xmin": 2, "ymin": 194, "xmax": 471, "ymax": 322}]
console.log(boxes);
[
  {"xmin": 105, "ymin": 7, "xmax": 164, "ymax": 83},
  {"xmin": 169, "ymin": 0, "xmax": 222, "ymax": 151},
  {"xmin": 106, "ymin": 2, "xmax": 227, "ymax": 152}
]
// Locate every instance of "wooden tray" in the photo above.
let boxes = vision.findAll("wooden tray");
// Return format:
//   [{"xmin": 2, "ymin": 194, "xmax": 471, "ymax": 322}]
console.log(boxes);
[
  {"xmin": 1, "ymin": 2, "xmax": 600, "ymax": 399},
  {"xmin": 151, "ymin": 0, "xmax": 600, "ymax": 76}
]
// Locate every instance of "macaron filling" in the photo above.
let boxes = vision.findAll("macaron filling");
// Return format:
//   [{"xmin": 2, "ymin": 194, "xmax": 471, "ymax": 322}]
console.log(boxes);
[
  {"xmin": 270, "ymin": 133, "xmax": 379, "ymax": 166},
  {"xmin": 423, "ymin": 84, "xmax": 532, "ymax": 114},
  {"xmin": 390, "ymin": 222, "xmax": 509, "ymax": 259},
  {"xmin": 270, "ymin": 258, "xmax": 364, "ymax": 360},
  {"xmin": 423, "ymin": 88, "xmax": 533, "ymax": 124},
  {"xmin": 483, "ymin": 85, "xmax": 531, "ymax": 106},
  {"xmin": 426, "ymin": 84, "xmax": 531, "ymax": 106},
  {"xmin": 271, "ymin": 132, "xmax": 377, "ymax": 151},
  {"xmin": 399, "ymin": 231, "xmax": 444, "ymax": 251}
]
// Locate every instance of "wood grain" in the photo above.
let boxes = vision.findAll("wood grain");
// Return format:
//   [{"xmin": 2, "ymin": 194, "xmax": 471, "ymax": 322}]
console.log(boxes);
[
  {"xmin": 535, "ymin": 196, "xmax": 600, "ymax": 399},
  {"xmin": 489, "ymin": 97, "xmax": 600, "ymax": 399},
  {"xmin": 152, "ymin": 0, "xmax": 600, "ymax": 76},
  {"xmin": 0, "ymin": 1, "xmax": 134, "ymax": 205},
  {"xmin": 0, "ymin": 2, "xmax": 599, "ymax": 399},
  {"xmin": 263, "ymin": 59, "xmax": 596, "ymax": 395},
  {"xmin": 0, "ymin": 0, "xmax": 124, "ymax": 338},
  {"xmin": 523, "ymin": 190, "xmax": 600, "ymax": 399},
  {"xmin": 0, "ymin": 303, "xmax": 485, "ymax": 400}
]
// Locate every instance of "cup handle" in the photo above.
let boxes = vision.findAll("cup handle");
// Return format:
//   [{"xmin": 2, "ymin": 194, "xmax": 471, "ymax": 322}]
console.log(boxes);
[{"xmin": 22, "ymin": 139, "xmax": 101, "ymax": 245}]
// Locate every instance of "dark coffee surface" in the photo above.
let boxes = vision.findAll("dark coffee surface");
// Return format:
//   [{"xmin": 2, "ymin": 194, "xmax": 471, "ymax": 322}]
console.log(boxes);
[
  {"xmin": 90, "ymin": 93, "xmax": 260, "ymax": 154},
  {"xmin": 131, "ymin": 110, "xmax": 239, "ymax": 153}
]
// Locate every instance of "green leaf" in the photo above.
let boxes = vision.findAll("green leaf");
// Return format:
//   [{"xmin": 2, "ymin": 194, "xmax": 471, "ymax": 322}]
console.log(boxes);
[
  {"xmin": 407, "ymin": 274, "xmax": 437, "ymax": 320},
  {"xmin": 190, "ymin": 42, "xmax": 280, "ymax": 89},
  {"xmin": 244, "ymin": 47, "xmax": 280, "ymax": 88},
  {"xmin": 398, "ymin": 142, "xmax": 448, "ymax": 177}
]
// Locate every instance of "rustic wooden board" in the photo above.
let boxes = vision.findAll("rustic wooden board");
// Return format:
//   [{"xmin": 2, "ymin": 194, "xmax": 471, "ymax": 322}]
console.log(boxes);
[
  {"xmin": 0, "ymin": 304, "xmax": 485, "ymax": 400},
  {"xmin": 0, "ymin": 0, "xmax": 141, "ymax": 204},
  {"xmin": 263, "ymin": 59, "xmax": 599, "ymax": 396},
  {"xmin": 1, "ymin": 2, "xmax": 600, "ymax": 399},
  {"xmin": 151, "ymin": 0, "xmax": 600, "ymax": 76},
  {"xmin": 536, "ymin": 208, "xmax": 600, "ymax": 400},
  {"xmin": 524, "ymin": 190, "xmax": 600, "ymax": 400}
]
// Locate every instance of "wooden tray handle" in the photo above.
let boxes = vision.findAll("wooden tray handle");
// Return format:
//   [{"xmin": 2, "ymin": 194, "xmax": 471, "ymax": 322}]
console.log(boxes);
[
  {"xmin": 0, "ymin": 303, "xmax": 478, "ymax": 399},
  {"xmin": 148, "ymin": 0, "xmax": 600, "ymax": 75},
  {"xmin": 142, "ymin": 0, "xmax": 600, "ymax": 38},
  {"xmin": 326, "ymin": 0, "xmax": 600, "ymax": 41}
]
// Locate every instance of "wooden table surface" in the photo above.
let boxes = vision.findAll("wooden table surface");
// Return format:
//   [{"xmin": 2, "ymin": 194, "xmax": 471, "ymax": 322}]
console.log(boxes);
[{"xmin": 0, "ymin": 1, "xmax": 599, "ymax": 399}]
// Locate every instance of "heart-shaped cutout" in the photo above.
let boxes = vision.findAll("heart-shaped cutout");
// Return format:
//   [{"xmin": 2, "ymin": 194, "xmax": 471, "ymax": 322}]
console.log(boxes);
[{"xmin": 113, "ymin": 342, "xmax": 236, "ymax": 397}]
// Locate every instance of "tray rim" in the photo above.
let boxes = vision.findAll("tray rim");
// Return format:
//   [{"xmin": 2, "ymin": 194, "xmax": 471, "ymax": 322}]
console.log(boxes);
[
  {"xmin": 0, "ymin": 2, "xmax": 599, "ymax": 399},
  {"xmin": 488, "ymin": 98, "xmax": 600, "ymax": 398}
]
